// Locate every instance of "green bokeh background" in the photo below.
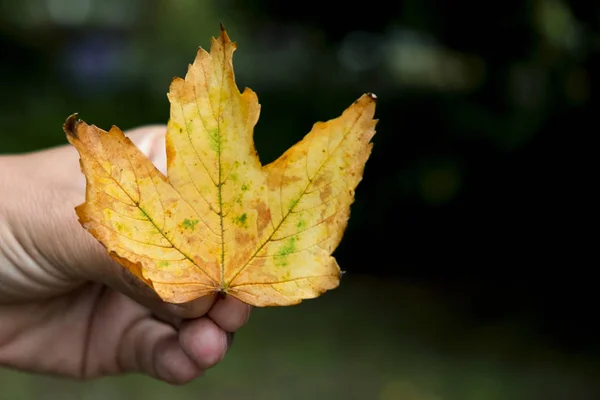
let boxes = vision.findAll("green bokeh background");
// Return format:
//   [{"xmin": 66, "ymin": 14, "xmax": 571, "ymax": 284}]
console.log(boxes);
[{"xmin": 0, "ymin": 0, "xmax": 597, "ymax": 398}]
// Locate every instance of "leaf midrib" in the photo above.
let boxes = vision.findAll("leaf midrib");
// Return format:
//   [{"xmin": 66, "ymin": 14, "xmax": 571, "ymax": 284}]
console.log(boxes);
[{"xmin": 216, "ymin": 47, "xmax": 226, "ymax": 288}]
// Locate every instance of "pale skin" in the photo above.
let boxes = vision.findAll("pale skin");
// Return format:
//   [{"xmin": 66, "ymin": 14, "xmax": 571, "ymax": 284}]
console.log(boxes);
[{"xmin": 0, "ymin": 125, "xmax": 251, "ymax": 384}]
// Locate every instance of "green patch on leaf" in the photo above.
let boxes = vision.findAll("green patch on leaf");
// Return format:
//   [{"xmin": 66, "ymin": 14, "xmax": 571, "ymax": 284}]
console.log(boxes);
[
  {"xmin": 234, "ymin": 213, "xmax": 248, "ymax": 228},
  {"xmin": 182, "ymin": 218, "xmax": 199, "ymax": 230},
  {"xmin": 274, "ymin": 236, "xmax": 297, "ymax": 267}
]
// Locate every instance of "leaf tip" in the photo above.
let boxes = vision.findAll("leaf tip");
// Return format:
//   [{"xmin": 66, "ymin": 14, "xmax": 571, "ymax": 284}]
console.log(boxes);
[
  {"xmin": 367, "ymin": 92, "xmax": 377, "ymax": 101},
  {"xmin": 63, "ymin": 113, "xmax": 81, "ymax": 138},
  {"xmin": 218, "ymin": 22, "xmax": 230, "ymax": 41}
]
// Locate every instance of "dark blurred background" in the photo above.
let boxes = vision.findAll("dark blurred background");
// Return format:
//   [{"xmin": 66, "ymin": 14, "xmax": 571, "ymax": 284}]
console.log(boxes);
[{"xmin": 0, "ymin": 0, "xmax": 596, "ymax": 399}]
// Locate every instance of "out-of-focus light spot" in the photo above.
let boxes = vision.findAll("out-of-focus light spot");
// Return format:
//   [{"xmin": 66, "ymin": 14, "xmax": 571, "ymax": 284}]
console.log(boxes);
[
  {"xmin": 338, "ymin": 31, "xmax": 383, "ymax": 72},
  {"xmin": 379, "ymin": 380, "xmax": 439, "ymax": 400},
  {"xmin": 47, "ymin": 0, "xmax": 92, "ymax": 26},
  {"xmin": 535, "ymin": 0, "xmax": 579, "ymax": 51},
  {"xmin": 386, "ymin": 29, "xmax": 437, "ymax": 78},
  {"xmin": 385, "ymin": 28, "xmax": 485, "ymax": 92},
  {"xmin": 418, "ymin": 162, "xmax": 461, "ymax": 206}
]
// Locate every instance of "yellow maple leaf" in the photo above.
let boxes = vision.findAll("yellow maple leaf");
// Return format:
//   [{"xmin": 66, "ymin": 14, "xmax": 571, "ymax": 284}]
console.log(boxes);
[{"xmin": 64, "ymin": 26, "xmax": 377, "ymax": 307}]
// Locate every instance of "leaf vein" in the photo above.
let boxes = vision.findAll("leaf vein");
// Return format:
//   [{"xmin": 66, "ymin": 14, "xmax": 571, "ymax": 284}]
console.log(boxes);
[
  {"xmin": 232, "ymin": 275, "xmax": 337, "ymax": 288},
  {"xmin": 271, "ymin": 209, "xmax": 341, "ymax": 242},
  {"xmin": 97, "ymin": 222, "xmax": 173, "ymax": 248}
]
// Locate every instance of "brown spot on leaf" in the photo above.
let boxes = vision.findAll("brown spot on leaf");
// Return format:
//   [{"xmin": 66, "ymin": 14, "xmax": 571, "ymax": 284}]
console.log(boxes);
[
  {"xmin": 320, "ymin": 184, "xmax": 332, "ymax": 202},
  {"xmin": 267, "ymin": 169, "xmax": 283, "ymax": 191},
  {"xmin": 282, "ymin": 174, "xmax": 302, "ymax": 185},
  {"xmin": 251, "ymin": 255, "xmax": 266, "ymax": 270},
  {"xmin": 254, "ymin": 201, "xmax": 271, "ymax": 236},
  {"xmin": 235, "ymin": 230, "xmax": 254, "ymax": 247},
  {"xmin": 166, "ymin": 134, "xmax": 177, "ymax": 164},
  {"xmin": 312, "ymin": 175, "xmax": 326, "ymax": 188}
]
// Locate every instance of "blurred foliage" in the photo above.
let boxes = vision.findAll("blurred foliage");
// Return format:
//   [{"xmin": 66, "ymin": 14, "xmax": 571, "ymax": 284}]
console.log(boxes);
[{"xmin": 0, "ymin": 0, "xmax": 597, "ymax": 398}]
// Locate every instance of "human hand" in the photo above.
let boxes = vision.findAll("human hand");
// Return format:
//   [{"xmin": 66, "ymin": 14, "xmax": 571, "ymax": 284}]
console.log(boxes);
[{"xmin": 0, "ymin": 125, "xmax": 251, "ymax": 384}]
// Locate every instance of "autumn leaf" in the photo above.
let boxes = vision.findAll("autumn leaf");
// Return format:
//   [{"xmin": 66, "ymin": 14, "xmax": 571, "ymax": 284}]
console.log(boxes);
[{"xmin": 64, "ymin": 26, "xmax": 377, "ymax": 307}]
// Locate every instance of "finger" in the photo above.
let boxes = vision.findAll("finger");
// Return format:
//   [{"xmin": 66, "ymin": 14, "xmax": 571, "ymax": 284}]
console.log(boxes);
[
  {"xmin": 102, "ymin": 266, "xmax": 217, "ymax": 326},
  {"xmin": 163, "ymin": 295, "xmax": 218, "ymax": 320},
  {"xmin": 116, "ymin": 313, "xmax": 203, "ymax": 385},
  {"xmin": 208, "ymin": 295, "xmax": 252, "ymax": 332},
  {"xmin": 153, "ymin": 334, "xmax": 204, "ymax": 384},
  {"xmin": 179, "ymin": 317, "xmax": 229, "ymax": 370}
]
